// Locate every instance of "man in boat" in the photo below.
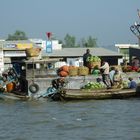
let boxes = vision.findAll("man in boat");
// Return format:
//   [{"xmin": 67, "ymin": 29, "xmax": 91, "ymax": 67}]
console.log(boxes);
[
  {"xmin": 109, "ymin": 66, "xmax": 116, "ymax": 86},
  {"xmin": 50, "ymin": 78, "xmax": 67, "ymax": 100},
  {"xmin": 128, "ymin": 77, "xmax": 137, "ymax": 89},
  {"xmin": 52, "ymin": 78, "xmax": 67, "ymax": 90},
  {"xmin": 131, "ymin": 57, "xmax": 140, "ymax": 71},
  {"xmin": 113, "ymin": 68, "xmax": 122, "ymax": 88},
  {"xmin": 99, "ymin": 60, "xmax": 111, "ymax": 89},
  {"xmin": 83, "ymin": 49, "xmax": 92, "ymax": 67}
]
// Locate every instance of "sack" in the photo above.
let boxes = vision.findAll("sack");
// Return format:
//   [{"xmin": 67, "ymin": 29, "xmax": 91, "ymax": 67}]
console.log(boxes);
[
  {"xmin": 69, "ymin": 67, "xmax": 78, "ymax": 76},
  {"xmin": 78, "ymin": 66, "xmax": 89, "ymax": 76}
]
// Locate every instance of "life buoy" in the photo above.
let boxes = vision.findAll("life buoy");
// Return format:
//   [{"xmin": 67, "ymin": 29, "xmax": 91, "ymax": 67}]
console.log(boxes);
[{"xmin": 29, "ymin": 83, "xmax": 39, "ymax": 93}]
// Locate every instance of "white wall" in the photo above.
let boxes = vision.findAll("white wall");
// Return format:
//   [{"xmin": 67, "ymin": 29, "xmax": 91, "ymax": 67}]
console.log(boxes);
[{"xmin": 67, "ymin": 57, "xmax": 83, "ymax": 67}]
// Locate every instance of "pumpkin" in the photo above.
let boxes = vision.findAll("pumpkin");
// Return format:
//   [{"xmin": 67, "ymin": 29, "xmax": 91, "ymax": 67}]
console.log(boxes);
[
  {"xmin": 60, "ymin": 65, "xmax": 69, "ymax": 72},
  {"xmin": 59, "ymin": 70, "xmax": 68, "ymax": 77}
]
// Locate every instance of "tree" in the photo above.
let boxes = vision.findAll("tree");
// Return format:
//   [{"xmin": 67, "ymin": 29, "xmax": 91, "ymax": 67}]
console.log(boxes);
[
  {"xmin": 81, "ymin": 36, "xmax": 97, "ymax": 48},
  {"xmin": 63, "ymin": 34, "xmax": 76, "ymax": 48},
  {"xmin": 6, "ymin": 30, "xmax": 28, "ymax": 41}
]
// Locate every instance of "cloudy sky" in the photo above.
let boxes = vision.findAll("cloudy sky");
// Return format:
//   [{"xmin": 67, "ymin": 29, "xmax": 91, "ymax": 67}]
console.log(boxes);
[{"xmin": 0, "ymin": 0, "xmax": 140, "ymax": 46}]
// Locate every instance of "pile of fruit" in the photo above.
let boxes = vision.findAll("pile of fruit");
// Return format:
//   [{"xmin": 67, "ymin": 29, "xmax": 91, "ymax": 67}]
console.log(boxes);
[
  {"xmin": 81, "ymin": 82, "xmax": 106, "ymax": 90},
  {"xmin": 58, "ymin": 65, "xmax": 69, "ymax": 77},
  {"xmin": 86, "ymin": 56, "xmax": 101, "ymax": 68},
  {"xmin": 86, "ymin": 56, "xmax": 101, "ymax": 62},
  {"xmin": 122, "ymin": 65, "xmax": 140, "ymax": 72},
  {"xmin": 122, "ymin": 80, "xmax": 129, "ymax": 89},
  {"xmin": 58, "ymin": 65, "xmax": 89, "ymax": 77},
  {"xmin": 81, "ymin": 80, "xmax": 130, "ymax": 90}
]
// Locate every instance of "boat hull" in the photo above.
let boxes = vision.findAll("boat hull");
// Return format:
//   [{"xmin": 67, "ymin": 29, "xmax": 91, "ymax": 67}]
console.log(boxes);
[
  {"xmin": 0, "ymin": 92, "xmax": 29, "ymax": 100},
  {"xmin": 26, "ymin": 72, "xmax": 140, "ymax": 98},
  {"xmin": 54, "ymin": 88, "xmax": 138, "ymax": 101}
]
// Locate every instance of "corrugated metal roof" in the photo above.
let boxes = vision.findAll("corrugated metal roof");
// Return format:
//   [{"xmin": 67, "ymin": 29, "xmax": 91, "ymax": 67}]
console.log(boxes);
[{"xmin": 42, "ymin": 47, "xmax": 122, "ymax": 57}]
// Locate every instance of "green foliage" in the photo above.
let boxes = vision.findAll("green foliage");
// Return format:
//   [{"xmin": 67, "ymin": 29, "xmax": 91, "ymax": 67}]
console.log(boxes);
[
  {"xmin": 6, "ymin": 30, "xmax": 28, "ymax": 41},
  {"xmin": 63, "ymin": 34, "xmax": 76, "ymax": 48},
  {"xmin": 81, "ymin": 36, "xmax": 97, "ymax": 48},
  {"xmin": 63, "ymin": 34, "xmax": 98, "ymax": 48}
]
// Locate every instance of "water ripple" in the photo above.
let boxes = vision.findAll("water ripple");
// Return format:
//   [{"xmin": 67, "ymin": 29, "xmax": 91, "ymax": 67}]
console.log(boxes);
[{"xmin": 0, "ymin": 99, "xmax": 140, "ymax": 140}]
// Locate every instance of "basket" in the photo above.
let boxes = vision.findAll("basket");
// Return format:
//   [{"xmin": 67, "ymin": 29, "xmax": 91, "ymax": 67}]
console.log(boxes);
[
  {"xmin": 78, "ymin": 66, "xmax": 89, "ymax": 76},
  {"xmin": 26, "ymin": 48, "xmax": 41, "ymax": 57},
  {"xmin": 69, "ymin": 68, "xmax": 78, "ymax": 76},
  {"xmin": 111, "ymin": 65, "xmax": 122, "ymax": 72},
  {"xmin": 87, "ymin": 61, "xmax": 101, "ymax": 68}
]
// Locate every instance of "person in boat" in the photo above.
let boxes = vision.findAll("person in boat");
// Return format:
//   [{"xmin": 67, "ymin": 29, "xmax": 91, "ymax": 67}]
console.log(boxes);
[
  {"xmin": 83, "ymin": 49, "xmax": 92, "ymax": 67},
  {"xmin": 109, "ymin": 66, "xmax": 116, "ymax": 86},
  {"xmin": 128, "ymin": 77, "xmax": 137, "ymax": 89},
  {"xmin": 96, "ymin": 77, "xmax": 105, "ymax": 87},
  {"xmin": 0, "ymin": 76, "xmax": 5, "ymax": 92},
  {"xmin": 131, "ymin": 57, "xmax": 140, "ymax": 71},
  {"xmin": 52, "ymin": 78, "xmax": 67, "ymax": 89},
  {"xmin": 99, "ymin": 60, "xmax": 111, "ymax": 89},
  {"xmin": 113, "ymin": 68, "xmax": 122, "ymax": 88},
  {"xmin": 50, "ymin": 78, "xmax": 67, "ymax": 101}
]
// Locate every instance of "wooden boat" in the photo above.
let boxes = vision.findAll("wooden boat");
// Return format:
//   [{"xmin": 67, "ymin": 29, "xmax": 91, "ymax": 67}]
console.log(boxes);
[
  {"xmin": 0, "ymin": 58, "xmax": 60, "ymax": 100},
  {"xmin": 52, "ymin": 88, "xmax": 139, "ymax": 101},
  {"xmin": 0, "ymin": 92, "xmax": 29, "ymax": 100},
  {"xmin": 2, "ymin": 57, "xmax": 140, "ymax": 100}
]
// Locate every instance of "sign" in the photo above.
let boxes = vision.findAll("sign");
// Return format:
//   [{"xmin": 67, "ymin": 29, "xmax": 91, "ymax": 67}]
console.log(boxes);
[
  {"xmin": 6, "ymin": 44, "xmax": 16, "ymax": 48},
  {"xmin": 4, "ymin": 51, "xmax": 26, "ymax": 57},
  {"xmin": 16, "ymin": 43, "xmax": 33, "ymax": 49},
  {"xmin": 46, "ymin": 41, "xmax": 52, "ymax": 53}
]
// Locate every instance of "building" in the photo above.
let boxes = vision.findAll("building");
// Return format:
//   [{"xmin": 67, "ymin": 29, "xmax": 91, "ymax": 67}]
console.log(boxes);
[
  {"xmin": 0, "ymin": 39, "xmax": 123, "ymax": 74},
  {"xmin": 29, "ymin": 39, "xmax": 46, "ymax": 50},
  {"xmin": 115, "ymin": 44, "xmax": 140, "ymax": 65},
  {"xmin": 30, "ymin": 39, "xmax": 62, "ymax": 51},
  {"xmin": 42, "ymin": 47, "xmax": 122, "ymax": 66},
  {"xmin": 0, "ymin": 40, "xmax": 40, "ymax": 73}
]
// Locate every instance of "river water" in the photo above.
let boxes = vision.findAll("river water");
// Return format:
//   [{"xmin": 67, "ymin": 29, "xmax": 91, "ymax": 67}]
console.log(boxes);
[{"xmin": 0, "ymin": 98, "xmax": 140, "ymax": 140}]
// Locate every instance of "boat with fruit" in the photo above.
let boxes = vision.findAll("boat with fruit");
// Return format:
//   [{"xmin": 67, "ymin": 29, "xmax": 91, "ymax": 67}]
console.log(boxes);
[
  {"xmin": 0, "ymin": 53, "xmax": 140, "ymax": 101},
  {"xmin": 41, "ymin": 77, "xmax": 140, "ymax": 101},
  {"xmin": 52, "ymin": 88, "xmax": 138, "ymax": 101}
]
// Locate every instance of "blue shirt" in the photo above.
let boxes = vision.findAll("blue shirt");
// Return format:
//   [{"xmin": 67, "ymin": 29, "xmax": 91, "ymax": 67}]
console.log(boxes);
[{"xmin": 129, "ymin": 81, "xmax": 137, "ymax": 89}]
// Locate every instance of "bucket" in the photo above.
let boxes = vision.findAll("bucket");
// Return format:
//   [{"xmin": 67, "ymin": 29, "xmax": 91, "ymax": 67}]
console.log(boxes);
[{"xmin": 6, "ymin": 82, "xmax": 15, "ymax": 92}]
